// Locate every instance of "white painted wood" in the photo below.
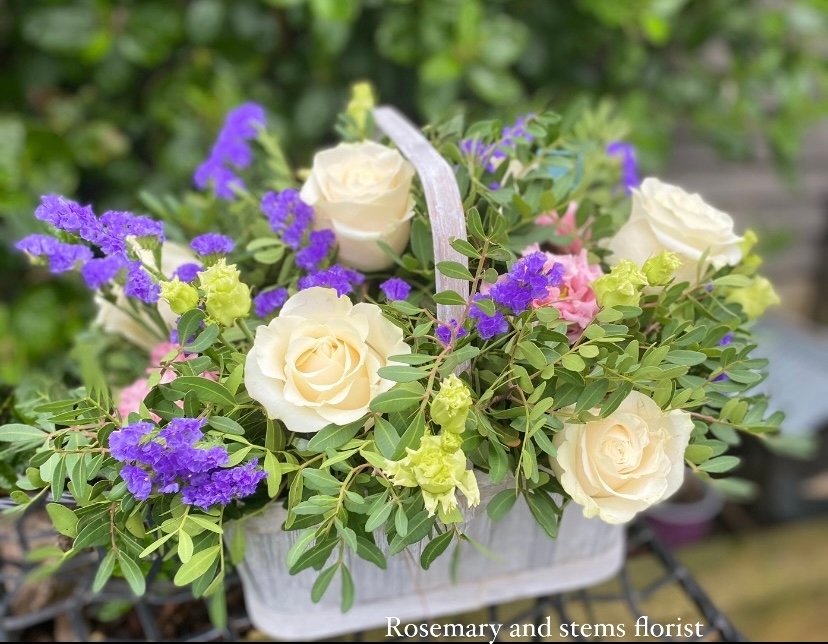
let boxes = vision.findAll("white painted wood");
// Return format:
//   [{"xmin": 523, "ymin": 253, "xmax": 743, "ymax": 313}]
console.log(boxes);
[
  {"xmin": 372, "ymin": 106, "xmax": 470, "ymax": 327},
  {"xmin": 238, "ymin": 473, "xmax": 624, "ymax": 640}
]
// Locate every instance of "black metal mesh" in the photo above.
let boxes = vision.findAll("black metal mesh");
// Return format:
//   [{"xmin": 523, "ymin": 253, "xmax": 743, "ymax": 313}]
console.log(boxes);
[{"xmin": 1, "ymin": 497, "xmax": 744, "ymax": 642}]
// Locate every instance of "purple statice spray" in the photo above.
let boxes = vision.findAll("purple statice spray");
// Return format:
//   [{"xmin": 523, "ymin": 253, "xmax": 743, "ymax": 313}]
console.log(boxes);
[
  {"xmin": 253, "ymin": 287, "xmax": 289, "ymax": 318},
  {"xmin": 81, "ymin": 255, "xmax": 128, "ymax": 289},
  {"xmin": 460, "ymin": 114, "xmax": 535, "ymax": 173},
  {"xmin": 436, "ymin": 319, "xmax": 468, "ymax": 347},
  {"xmin": 15, "ymin": 234, "xmax": 92, "ymax": 275},
  {"xmin": 194, "ymin": 103, "xmax": 266, "ymax": 200},
  {"xmin": 295, "ymin": 229, "xmax": 335, "ymax": 271},
  {"xmin": 190, "ymin": 233, "xmax": 235, "ymax": 256},
  {"xmin": 298, "ymin": 265, "xmax": 365, "ymax": 297},
  {"xmin": 606, "ymin": 142, "xmax": 640, "ymax": 194},
  {"xmin": 260, "ymin": 189, "xmax": 314, "ymax": 249},
  {"xmin": 174, "ymin": 263, "xmax": 203, "ymax": 283},
  {"xmin": 380, "ymin": 278, "xmax": 411, "ymax": 302},
  {"xmin": 469, "ymin": 304, "xmax": 509, "ymax": 340},
  {"xmin": 109, "ymin": 417, "xmax": 266, "ymax": 509},
  {"xmin": 34, "ymin": 195, "xmax": 100, "ymax": 241},
  {"xmin": 489, "ymin": 252, "xmax": 565, "ymax": 315}
]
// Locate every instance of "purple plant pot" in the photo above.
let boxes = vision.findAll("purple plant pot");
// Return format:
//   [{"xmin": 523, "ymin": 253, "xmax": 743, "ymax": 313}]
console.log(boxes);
[{"xmin": 645, "ymin": 473, "xmax": 725, "ymax": 549}]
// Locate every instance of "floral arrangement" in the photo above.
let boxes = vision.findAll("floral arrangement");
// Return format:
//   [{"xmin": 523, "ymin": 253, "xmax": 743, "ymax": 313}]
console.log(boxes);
[{"xmin": 3, "ymin": 85, "xmax": 782, "ymax": 614}]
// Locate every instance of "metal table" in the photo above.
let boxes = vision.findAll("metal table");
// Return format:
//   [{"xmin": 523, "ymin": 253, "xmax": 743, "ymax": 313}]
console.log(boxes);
[{"xmin": 0, "ymin": 499, "xmax": 744, "ymax": 642}]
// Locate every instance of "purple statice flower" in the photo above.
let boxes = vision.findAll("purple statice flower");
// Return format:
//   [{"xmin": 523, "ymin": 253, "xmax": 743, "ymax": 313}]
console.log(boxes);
[
  {"xmin": 158, "ymin": 417, "xmax": 208, "ymax": 449},
  {"xmin": 15, "ymin": 234, "xmax": 58, "ymax": 257},
  {"xmin": 253, "ymin": 287, "xmax": 289, "ymax": 318},
  {"xmin": 469, "ymin": 304, "xmax": 509, "ymax": 340},
  {"xmin": 110, "ymin": 417, "xmax": 265, "ymax": 507},
  {"xmin": 460, "ymin": 139, "xmax": 496, "ymax": 171},
  {"xmin": 109, "ymin": 421, "xmax": 155, "ymax": 462},
  {"xmin": 194, "ymin": 103, "xmax": 265, "ymax": 200},
  {"xmin": 173, "ymin": 262, "xmax": 203, "ymax": 283},
  {"xmin": 81, "ymin": 255, "xmax": 128, "ymax": 289},
  {"xmin": 120, "ymin": 464, "xmax": 153, "ymax": 501},
  {"xmin": 460, "ymin": 114, "xmax": 535, "ymax": 173},
  {"xmin": 298, "ymin": 265, "xmax": 364, "ymax": 297},
  {"xmin": 95, "ymin": 211, "xmax": 132, "ymax": 255},
  {"xmin": 295, "ymin": 229, "xmax": 335, "ymax": 271},
  {"xmin": 436, "ymin": 319, "xmax": 468, "ymax": 347},
  {"xmin": 126, "ymin": 214, "xmax": 165, "ymax": 241},
  {"xmin": 606, "ymin": 142, "xmax": 640, "ymax": 194},
  {"xmin": 380, "ymin": 278, "xmax": 411, "ymax": 302},
  {"xmin": 261, "ymin": 189, "xmax": 314, "ymax": 249},
  {"xmin": 47, "ymin": 243, "xmax": 92, "ymax": 273},
  {"xmin": 124, "ymin": 263, "xmax": 161, "ymax": 304},
  {"xmin": 95, "ymin": 210, "xmax": 165, "ymax": 255},
  {"xmin": 15, "ymin": 234, "xmax": 92, "ymax": 274},
  {"xmin": 181, "ymin": 460, "xmax": 268, "ymax": 511},
  {"xmin": 194, "ymin": 161, "xmax": 245, "ymax": 200},
  {"xmin": 489, "ymin": 253, "xmax": 564, "ymax": 315},
  {"xmin": 34, "ymin": 195, "xmax": 100, "ymax": 241},
  {"xmin": 191, "ymin": 233, "xmax": 235, "ymax": 256},
  {"xmin": 719, "ymin": 332, "xmax": 734, "ymax": 346}
]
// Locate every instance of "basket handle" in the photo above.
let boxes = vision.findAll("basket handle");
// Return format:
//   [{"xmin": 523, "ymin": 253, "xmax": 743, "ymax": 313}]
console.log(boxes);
[{"xmin": 372, "ymin": 106, "xmax": 470, "ymax": 326}]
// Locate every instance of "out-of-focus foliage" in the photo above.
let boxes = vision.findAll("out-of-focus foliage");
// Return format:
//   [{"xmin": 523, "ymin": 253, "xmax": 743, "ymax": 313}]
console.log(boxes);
[{"xmin": 1, "ymin": 0, "xmax": 826, "ymax": 384}]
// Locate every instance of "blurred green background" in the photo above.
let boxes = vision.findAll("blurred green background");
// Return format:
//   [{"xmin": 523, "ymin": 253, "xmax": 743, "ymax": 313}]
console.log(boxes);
[{"xmin": 1, "ymin": 0, "xmax": 827, "ymax": 389}]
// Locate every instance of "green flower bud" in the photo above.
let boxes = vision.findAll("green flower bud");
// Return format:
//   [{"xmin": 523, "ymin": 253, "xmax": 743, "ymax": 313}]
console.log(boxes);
[
  {"xmin": 430, "ymin": 374, "xmax": 473, "ymax": 434},
  {"xmin": 642, "ymin": 251, "xmax": 682, "ymax": 286},
  {"xmin": 726, "ymin": 276, "xmax": 780, "ymax": 319},
  {"xmin": 346, "ymin": 81, "xmax": 375, "ymax": 132},
  {"xmin": 591, "ymin": 260, "xmax": 647, "ymax": 308},
  {"xmin": 198, "ymin": 259, "xmax": 251, "ymax": 327},
  {"xmin": 159, "ymin": 278, "xmax": 200, "ymax": 315},
  {"xmin": 440, "ymin": 431, "xmax": 464, "ymax": 453},
  {"xmin": 384, "ymin": 435, "xmax": 480, "ymax": 518},
  {"xmin": 739, "ymin": 229, "xmax": 758, "ymax": 256}
]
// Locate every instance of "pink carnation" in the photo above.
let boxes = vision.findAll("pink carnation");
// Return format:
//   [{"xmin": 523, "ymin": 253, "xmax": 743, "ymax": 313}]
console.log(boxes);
[
  {"xmin": 535, "ymin": 201, "xmax": 591, "ymax": 254},
  {"xmin": 117, "ymin": 342, "xmax": 217, "ymax": 420},
  {"xmin": 523, "ymin": 244, "xmax": 603, "ymax": 337}
]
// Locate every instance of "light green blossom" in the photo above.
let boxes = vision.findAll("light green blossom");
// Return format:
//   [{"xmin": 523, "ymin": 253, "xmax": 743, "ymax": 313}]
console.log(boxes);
[
  {"xmin": 346, "ymin": 81, "xmax": 375, "ymax": 133},
  {"xmin": 739, "ymin": 229, "xmax": 758, "ymax": 256},
  {"xmin": 591, "ymin": 260, "xmax": 648, "ymax": 308},
  {"xmin": 384, "ymin": 435, "xmax": 480, "ymax": 520},
  {"xmin": 430, "ymin": 374, "xmax": 472, "ymax": 434},
  {"xmin": 726, "ymin": 276, "xmax": 780, "ymax": 318},
  {"xmin": 198, "ymin": 259, "xmax": 251, "ymax": 327},
  {"xmin": 159, "ymin": 278, "xmax": 199, "ymax": 315},
  {"xmin": 642, "ymin": 251, "xmax": 682, "ymax": 286}
]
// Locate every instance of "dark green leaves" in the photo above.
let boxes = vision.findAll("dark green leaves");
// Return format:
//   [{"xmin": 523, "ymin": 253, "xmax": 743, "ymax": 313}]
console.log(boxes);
[
  {"xmin": 169, "ymin": 377, "xmax": 236, "ymax": 408},
  {"xmin": 306, "ymin": 417, "xmax": 366, "ymax": 452}
]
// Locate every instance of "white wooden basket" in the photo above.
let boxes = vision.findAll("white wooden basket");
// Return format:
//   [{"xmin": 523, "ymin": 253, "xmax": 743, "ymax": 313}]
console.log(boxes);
[{"xmin": 237, "ymin": 107, "xmax": 625, "ymax": 640}]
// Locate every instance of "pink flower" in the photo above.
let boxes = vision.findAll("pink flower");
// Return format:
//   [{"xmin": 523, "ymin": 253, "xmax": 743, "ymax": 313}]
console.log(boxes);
[
  {"xmin": 535, "ymin": 201, "xmax": 591, "ymax": 254},
  {"xmin": 523, "ymin": 245, "xmax": 603, "ymax": 337},
  {"xmin": 118, "ymin": 378, "xmax": 156, "ymax": 421},
  {"xmin": 117, "ymin": 342, "xmax": 217, "ymax": 420}
]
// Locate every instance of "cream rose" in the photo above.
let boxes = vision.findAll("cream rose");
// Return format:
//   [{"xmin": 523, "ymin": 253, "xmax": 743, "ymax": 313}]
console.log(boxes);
[
  {"xmin": 244, "ymin": 287, "xmax": 411, "ymax": 433},
  {"xmin": 299, "ymin": 141, "xmax": 415, "ymax": 272},
  {"xmin": 607, "ymin": 177, "xmax": 743, "ymax": 284},
  {"xmin": 551, "ymin": 391, "xmax": 693, "ymax": 524},
  {"xmin": 95, "ymin": 241, "xmax": 198, "ymax": 351}
]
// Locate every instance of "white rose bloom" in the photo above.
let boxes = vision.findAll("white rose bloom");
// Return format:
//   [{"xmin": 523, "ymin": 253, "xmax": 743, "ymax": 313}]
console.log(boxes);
[
  {"xmin": 95, "ymin": 241, "xmax": 198, "ymax": 351},
  {"xmin": 299, "ymin": 141, "xmax": 415, "ymax": 272},
  {"xmin": 244, "ymin": 287, "xmax": 411, "ymax": 433},
  {"xmin": 551, "ymin": 391, "xmax": 693, "ymax": 524},
  {"xmin": 607, "ymin": 177, "xmax": 743, "ymax": 284}
]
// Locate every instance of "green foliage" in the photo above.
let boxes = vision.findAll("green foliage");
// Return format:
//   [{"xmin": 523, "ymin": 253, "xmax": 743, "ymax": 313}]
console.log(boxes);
[
  {"xmin": 2, "ymin": 0, "xmax": 825, "ymax": 385},
  {"xmin": 0, "ymin": 96, "xmax": 784, "ymax": 615}
]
